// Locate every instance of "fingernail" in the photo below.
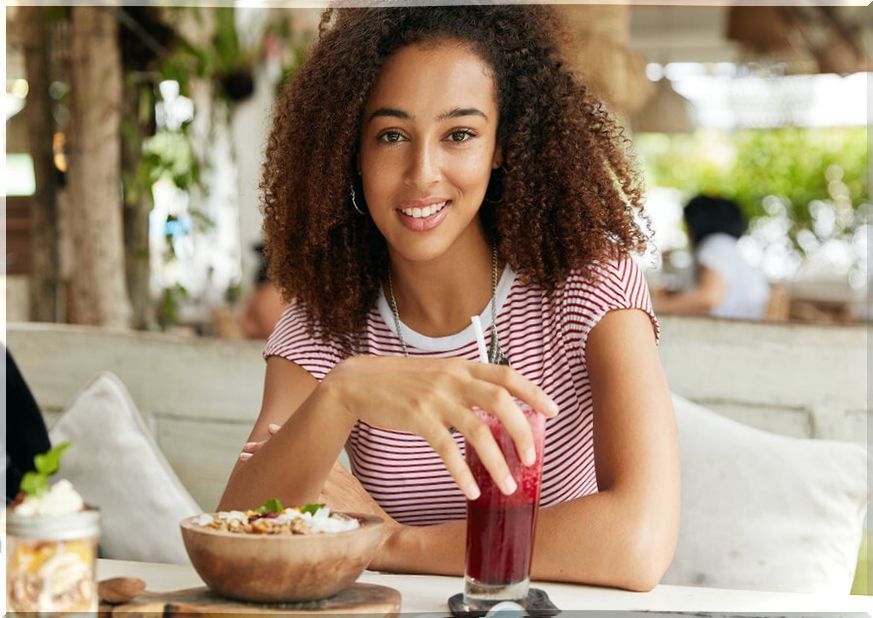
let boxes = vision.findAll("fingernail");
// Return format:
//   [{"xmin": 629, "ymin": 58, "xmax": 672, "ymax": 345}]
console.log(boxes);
[
  {"xmin": 467, "ymin": 483, "xmax": 481, "ymax": 501},
  {"xmin": 502, "ymin": 474, "xmax": 517, "ymax": 495},
  {"xmin": 548, "ymin": 400, "xmax": 559, "ymax": 416},
  {"xmin": 244, "ymin": 442, "xmax": 257, "ymax": 449},
  {"xmin": 524, "ymin": 447, "xmax": 537, "ymax": 466},
  {"xmin": 239, "ymin": 453, "xmax": 252, "ymax": 461},
  {"xmin": 268, "ymin": 423, "xmax": 280, "ymax": 431}
]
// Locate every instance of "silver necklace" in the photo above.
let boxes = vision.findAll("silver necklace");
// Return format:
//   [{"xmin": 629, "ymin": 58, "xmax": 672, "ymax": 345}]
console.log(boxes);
[{"xmin": 387, "ymin": 244, "xmax": 509, "ymax": 366}]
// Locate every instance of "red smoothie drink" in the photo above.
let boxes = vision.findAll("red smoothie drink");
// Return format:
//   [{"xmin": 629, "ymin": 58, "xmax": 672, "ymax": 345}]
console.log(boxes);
[{"xmin": 463, "ymin": 404, "xmax": 545, "ymax": 609}]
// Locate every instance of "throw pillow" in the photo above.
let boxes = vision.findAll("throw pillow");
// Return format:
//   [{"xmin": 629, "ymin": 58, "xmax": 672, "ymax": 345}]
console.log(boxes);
[
  {"xmin": 664, "ymin": 394, "xmax": 869, "ymax": 593},
  {"xmin": 49, "ymin": 372, "xmax": 201, "ymax": 564}
]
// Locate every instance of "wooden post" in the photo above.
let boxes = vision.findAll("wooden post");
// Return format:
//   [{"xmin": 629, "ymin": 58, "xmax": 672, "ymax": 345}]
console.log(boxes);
[{"xmin": 66, "ymin": 6, "xmax": 132, "ymax": 327}]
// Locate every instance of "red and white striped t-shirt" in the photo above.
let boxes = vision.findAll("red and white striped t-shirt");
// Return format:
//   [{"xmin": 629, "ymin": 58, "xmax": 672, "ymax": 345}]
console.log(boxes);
[{"xmin": 264, "ymin": 255, "xmax": 659, "ymax": 526}]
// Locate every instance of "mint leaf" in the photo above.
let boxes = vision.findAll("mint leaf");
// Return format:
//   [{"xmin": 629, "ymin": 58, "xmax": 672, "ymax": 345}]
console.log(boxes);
[
  {"xmin": 301, "ymin": 503, "xmax": 325, "ymax": 515},
  {"xmin": 20, "ymin": 471, "xmax": 47, "ymax": 497},
  {"xmin": 257, "ymin": 498, "xmax": 284, "ymax": 514},
  {"xmin": 265, "ymin": 498, "xmax": 284, "ymax": 513},
  {"xmin": 34, "ymin": 442, "xmax": 71, "ymax": 476},
  {"xmin": 20, "ymin": 442, "xmax": 72, "ymax": 497}
]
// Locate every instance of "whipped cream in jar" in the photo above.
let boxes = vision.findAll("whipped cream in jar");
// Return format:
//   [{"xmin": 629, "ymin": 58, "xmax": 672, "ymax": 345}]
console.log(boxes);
[{"xmin": 6, "ymin": 480, "xmax": 100, "ymax": 616}]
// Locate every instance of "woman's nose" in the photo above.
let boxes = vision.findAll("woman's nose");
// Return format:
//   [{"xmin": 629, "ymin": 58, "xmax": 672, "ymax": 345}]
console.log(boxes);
[{"xmin": 405, "ymin": 140, "xmax": 441, "ymax": 187}]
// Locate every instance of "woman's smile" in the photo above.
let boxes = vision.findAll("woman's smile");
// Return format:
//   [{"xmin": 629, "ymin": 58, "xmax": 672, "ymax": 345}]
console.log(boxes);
[{"xmin": 397, "ymin": 199, "xmax": 452, "ymax": 232}]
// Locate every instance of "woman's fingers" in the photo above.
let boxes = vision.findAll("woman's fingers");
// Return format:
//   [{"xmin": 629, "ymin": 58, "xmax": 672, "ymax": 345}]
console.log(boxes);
[
  {"xmin": 452, "ymin": 410, "xmax": 519, "ymax": 496},
  {"xmin": 419, "ymin": 419, "xmax": 481, "ymax": 501},
  {"xmin": 242, "ymin": 440, "xmax": 265, "ymax": 454},
  {"xmin": 470, "ymin": 362, "xmax": 559, "ymax": 417},
  {"xmin": 239, "ymin": 424, "xmax": 281, "ymax": 462},
  {"xmin": 462, "ymin": 382, "xmax": 536, "ymax": 466}
]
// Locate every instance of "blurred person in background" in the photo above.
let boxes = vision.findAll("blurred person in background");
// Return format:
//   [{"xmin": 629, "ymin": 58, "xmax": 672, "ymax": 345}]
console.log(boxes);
[
  {"xmin": 239, "ymin": 243, "xmax": 287, "ymax": 339},
  {"xmin": 653, "ymin": 195, "xmax": 770, "ymax": 320}
]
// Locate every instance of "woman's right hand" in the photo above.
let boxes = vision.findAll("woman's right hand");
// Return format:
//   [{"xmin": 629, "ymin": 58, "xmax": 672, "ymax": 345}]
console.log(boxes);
[{"xmin": 322, "ymin": 356, "xmax": 559, "ymax": 500}]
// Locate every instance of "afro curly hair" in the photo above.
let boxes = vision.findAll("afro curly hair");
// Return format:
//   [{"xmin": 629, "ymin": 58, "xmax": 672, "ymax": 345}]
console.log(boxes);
[{"xmin": 261, "ymin": 4, "xmax": 650, "ymax": 347}]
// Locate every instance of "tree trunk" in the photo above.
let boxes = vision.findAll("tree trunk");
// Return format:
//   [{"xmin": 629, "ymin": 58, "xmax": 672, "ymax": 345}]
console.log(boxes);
[
  {"xmin": 122, "ymin": 78, "xmax": 155, "ymax": 330},
  {"xmin": 66, "ymin": 6, "xmax": 132, "ymax": 327},
  {"xmin": 21, "ymin": 7, "xmax": 60, "ymax": 322}
]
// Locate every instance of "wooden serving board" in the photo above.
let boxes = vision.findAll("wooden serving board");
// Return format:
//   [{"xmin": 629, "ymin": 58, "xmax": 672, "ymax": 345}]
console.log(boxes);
[{"xmin": 100, "ymin": 583, "xmax": 401, "ymax": 617}]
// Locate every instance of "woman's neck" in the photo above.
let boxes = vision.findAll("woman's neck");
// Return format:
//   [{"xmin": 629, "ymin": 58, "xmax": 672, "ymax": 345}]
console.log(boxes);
[{"xmin": 387, "ymin": 232, "xmax": 495, "ymax": 338}]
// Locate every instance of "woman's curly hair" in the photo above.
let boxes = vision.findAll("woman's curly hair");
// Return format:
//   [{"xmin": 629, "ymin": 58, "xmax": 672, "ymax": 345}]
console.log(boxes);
[{"xmin": 261, "ymin": 4, "xmax": 649, "ymax": 348}]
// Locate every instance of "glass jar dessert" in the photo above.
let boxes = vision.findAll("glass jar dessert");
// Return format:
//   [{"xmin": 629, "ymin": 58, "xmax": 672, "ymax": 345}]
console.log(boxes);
[{"xmin": 6, "ymin": 480, "xmax": 100, "ymax": 616}]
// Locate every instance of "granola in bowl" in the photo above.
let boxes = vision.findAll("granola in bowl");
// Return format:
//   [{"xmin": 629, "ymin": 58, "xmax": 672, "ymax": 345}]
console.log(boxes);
[{"xmin": 193, "ymin": 502, "xmax": 361, "ymax": 536}]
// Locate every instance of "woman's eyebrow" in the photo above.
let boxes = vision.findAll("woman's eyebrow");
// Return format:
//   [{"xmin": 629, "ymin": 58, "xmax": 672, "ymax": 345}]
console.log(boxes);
[{"xmin": 368, "ymin": 107, "xmax": 488, "ymax": 123}]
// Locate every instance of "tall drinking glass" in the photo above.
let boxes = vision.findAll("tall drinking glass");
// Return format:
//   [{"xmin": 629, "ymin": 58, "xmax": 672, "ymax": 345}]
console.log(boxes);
[{"xmin": 463, "ymin": 403, "xmax": 545, "ymax": 611}]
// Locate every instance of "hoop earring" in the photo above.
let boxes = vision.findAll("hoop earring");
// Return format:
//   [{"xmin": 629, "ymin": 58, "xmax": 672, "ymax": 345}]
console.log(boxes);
[
  {"xmin": 484, "ymin": 166, "xmax": 504, "ymax": 205},
  {"xmin": 349, "ymin": 184, "xmax": 367, "ymax": 216}
]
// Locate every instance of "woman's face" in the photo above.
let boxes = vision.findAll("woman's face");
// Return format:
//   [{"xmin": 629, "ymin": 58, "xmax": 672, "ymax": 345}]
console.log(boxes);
[{"xmin": 358, "ymin": 39, "xmax": 502, "ymax": 264}]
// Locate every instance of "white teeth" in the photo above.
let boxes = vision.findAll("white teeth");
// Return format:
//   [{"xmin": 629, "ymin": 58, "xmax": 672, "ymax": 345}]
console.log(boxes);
[{"xmin": 401, "ymin": 201, "xmax": 447, "ymax": 218}]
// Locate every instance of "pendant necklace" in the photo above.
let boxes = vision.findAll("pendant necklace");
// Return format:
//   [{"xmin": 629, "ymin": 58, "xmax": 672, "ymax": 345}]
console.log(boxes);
[{"xmin": 387, "ymin": 244, "xmax": 510, "ymax": 366}]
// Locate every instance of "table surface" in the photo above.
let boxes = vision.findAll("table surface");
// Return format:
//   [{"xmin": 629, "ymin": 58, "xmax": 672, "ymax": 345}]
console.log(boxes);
[{"xmin": 97, "ymin": 559, "xmax": 872, "ymax": 615}]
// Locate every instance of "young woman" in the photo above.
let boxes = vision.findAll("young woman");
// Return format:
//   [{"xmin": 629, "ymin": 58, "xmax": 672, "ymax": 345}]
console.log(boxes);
[{"xmin": 220, "ymin": 5, "xmax": 679, "ymax": 592}]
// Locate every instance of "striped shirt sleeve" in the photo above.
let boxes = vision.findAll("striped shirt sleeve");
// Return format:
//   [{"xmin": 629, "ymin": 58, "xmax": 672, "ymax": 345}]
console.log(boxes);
[
  {"xmin": 562, "ymin": 255, "xmax": 661, "ymax": 355},
  {"xmin": 263, "ymin": 302, "xmax": 344, "ymax": 381}
]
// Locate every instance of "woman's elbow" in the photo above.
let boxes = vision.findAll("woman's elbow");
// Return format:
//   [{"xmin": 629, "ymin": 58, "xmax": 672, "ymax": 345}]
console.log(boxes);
[{"xmin": 621, "ymin": 520, "xmax": 679, "ymax": 592}]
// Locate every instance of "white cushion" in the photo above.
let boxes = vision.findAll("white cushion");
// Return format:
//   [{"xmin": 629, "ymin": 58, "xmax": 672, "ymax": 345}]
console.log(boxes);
[
  {"xmin": 665, "ymin": 394, "xmax": 869, "ymax": 593},
  {"xmin": 49, "ymin": 372, "xmax": 200, "ymax": 564}
]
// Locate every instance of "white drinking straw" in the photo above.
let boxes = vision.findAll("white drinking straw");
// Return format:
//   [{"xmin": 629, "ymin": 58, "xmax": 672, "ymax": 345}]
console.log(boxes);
[{"xmin": 470, "ymin": 315, "xmax": 490, "ymax": 364}]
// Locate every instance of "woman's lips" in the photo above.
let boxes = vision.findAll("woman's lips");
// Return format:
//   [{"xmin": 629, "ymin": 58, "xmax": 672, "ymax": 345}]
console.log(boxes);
[{"xmin": 397, "ymin": 201, "xmax": 451, "ymax": 232}]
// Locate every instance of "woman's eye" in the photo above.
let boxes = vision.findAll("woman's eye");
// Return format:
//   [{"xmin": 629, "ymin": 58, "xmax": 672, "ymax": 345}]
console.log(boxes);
[
  {"xmin": 378, "ymin": 131, "xmax": 405, "ymax": 144},
  {"xmin": 448, "ymin": 130, "xmax": 475, "ymax": 143}
]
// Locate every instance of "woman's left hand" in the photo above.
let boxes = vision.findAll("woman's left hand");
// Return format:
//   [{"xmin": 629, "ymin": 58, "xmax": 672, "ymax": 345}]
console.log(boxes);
[{"xmin": 318, "ymin": 462, "xmax": 403, "ymax": 570}]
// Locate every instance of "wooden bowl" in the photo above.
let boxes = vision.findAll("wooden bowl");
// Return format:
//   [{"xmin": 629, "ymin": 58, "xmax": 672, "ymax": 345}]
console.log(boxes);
[{"xmin": 180, "ymin": 513, "xmax": 384, "ymax": 602}]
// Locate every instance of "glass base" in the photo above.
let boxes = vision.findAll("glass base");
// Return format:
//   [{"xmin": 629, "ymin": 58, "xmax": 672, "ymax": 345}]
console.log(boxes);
[{"xmin": 463, "ymin": 575, "xmax": 530, "ymax": 610}]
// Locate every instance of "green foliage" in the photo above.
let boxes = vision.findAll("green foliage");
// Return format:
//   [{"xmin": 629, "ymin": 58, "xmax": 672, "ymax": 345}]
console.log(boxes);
[
  {"xmin": 19, "ymin": 442, "xmax": 72, "ymax": 497},
  {"xmin": 157, "ymin": 283, "xmax": 189, "ymax": 328},
  {"xmin": 224, "ymin": 281, "xmax": 242, "ymax": 305},
  {"xmin": 143, "ymin": 130, "xmax": 201, "ymax": 191},
  {"xmin": 636, "ymin": 127, "xmax": 868, "ymax": 225},
  {"xmin": 119, "ymin": 7, "xmax": 312, "ymax": 330},
  {"xmin": 213, "ymin": 8, "xmax": 245, "ymax": 74},
  {"xmin": 160, "ymin": 37, "xmax": 213, "ymax": 89}
]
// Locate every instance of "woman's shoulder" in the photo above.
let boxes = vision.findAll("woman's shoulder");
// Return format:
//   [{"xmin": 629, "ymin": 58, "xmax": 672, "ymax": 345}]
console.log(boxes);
[
  {"xmin": 559, "ymin": 254, "xmax": 649, "ymax": 300},
  {"xmin": 263, "ymin": 300, "xmax": 347, "ymax": 372},
  {"xmin": 549, "ymin": 254, "xmax": 660, "ymax": 345}
]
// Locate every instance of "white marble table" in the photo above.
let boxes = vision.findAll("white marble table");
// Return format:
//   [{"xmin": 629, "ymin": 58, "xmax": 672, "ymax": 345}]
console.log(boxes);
[{"xmin": 98, "ymin": 559, "xmax": 872, "ymax": 615}]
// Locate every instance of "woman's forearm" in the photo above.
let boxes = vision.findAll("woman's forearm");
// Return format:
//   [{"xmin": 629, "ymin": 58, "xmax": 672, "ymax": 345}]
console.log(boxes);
[
  {"xmin": 379, "ymin": 490, "xmax": 674, "ymax": 592},
  {"xmin": 218, "ymin": 382, "xmax": 357, "ymax": 510}
]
